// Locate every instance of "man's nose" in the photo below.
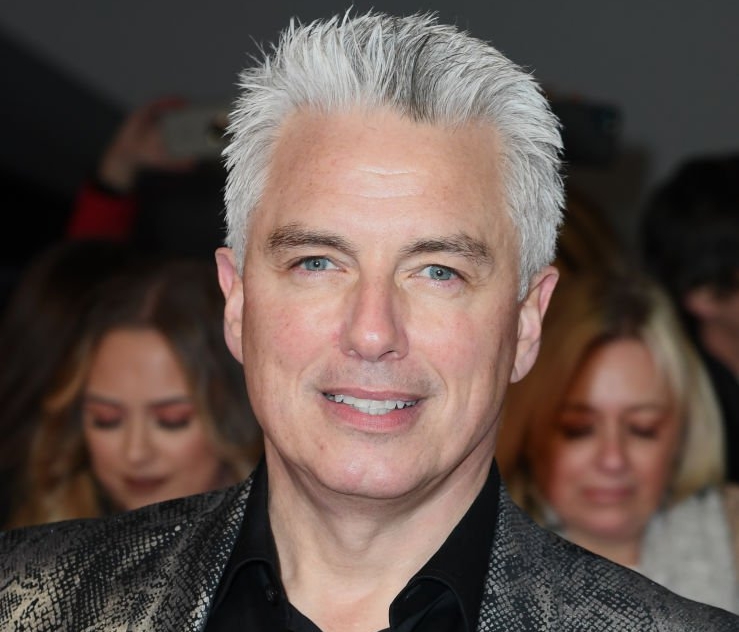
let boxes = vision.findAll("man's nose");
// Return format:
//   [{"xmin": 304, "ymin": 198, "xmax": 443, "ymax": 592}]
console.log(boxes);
[{"xmin": 339, "ymin": 276, "xmax": 409, "ymax": 362}]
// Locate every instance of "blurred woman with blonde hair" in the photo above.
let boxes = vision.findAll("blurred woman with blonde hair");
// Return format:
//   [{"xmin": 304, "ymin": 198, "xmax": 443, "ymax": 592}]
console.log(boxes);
[{"xmin": 497, "ymin": 271, "xmax": 739, "ymax": 612}]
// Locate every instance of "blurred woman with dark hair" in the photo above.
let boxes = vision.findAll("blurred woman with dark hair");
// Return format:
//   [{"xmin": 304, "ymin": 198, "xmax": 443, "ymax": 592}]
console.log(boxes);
[
  {"xmin": 0, "ymin": 239, "xmax": 135, "ymax": 526},
  {"xmin": 7, "ymin": 256, "xmax": 261, "ymax": 527}
]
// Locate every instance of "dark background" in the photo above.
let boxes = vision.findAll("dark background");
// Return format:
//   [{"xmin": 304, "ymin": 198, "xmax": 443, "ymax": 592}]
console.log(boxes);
[{"xmin": 1, "ymin": 0, "xmax": 737, "ymax": 284}]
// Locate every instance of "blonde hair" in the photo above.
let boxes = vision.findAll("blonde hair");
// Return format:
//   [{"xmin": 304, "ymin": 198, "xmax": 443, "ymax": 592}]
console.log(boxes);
[
  {"xmin": 497, "ymin": 272, "xmax": 725, "ymax": 523},
  {"xmin": 10, "ymin": 347, "xmax": 98, "ymax": 527}
]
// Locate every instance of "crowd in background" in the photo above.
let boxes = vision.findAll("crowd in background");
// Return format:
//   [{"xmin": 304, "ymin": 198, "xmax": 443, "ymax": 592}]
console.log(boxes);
[
  {"xmin": 0, "ymin": 87, "xmax": 737, "ymax": 611},
  {"xmin": 0, "ymin": 98, "xmax": 261, "ymax": 529}
]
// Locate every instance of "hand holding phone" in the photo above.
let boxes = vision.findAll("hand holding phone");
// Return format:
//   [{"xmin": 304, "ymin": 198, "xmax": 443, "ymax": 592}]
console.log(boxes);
[
  {"xmin": 160, "ymin": 103, "xmax": 231, "ymax": 160},
  {"xmin": 99, "ymin": 97, "xmax": 202, "ymax": 191}
]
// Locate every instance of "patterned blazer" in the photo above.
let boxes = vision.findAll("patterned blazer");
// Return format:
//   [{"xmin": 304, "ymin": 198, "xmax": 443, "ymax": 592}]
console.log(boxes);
[{"xmin": 1, "ymin": 475, "xmax": 737, "ymax": 631}]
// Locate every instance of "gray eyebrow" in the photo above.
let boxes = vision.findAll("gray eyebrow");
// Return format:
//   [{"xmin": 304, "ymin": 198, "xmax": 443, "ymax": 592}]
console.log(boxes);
[
  {"xmin": 267, "ymin": 224, "xmax": 493, "ymax": 267},
  {"xmin": 267, "ymin": 223, "xmax": 358, "ymax": 257},
  {"xmin": 399, "ymin": 234, "xmax": 494, "ymax": 267}
]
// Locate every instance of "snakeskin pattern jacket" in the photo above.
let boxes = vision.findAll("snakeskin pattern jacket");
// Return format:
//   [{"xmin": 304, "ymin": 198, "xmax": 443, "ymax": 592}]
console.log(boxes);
[{"xmin": 1, "ymin": 475, "xmax": 738, "ymax": 631}]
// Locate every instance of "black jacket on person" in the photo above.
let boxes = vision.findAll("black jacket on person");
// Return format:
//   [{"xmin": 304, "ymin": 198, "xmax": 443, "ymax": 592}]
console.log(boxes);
[{"xmin": 1, "ymin": 473, "xmax": 737, "ymax": 631}]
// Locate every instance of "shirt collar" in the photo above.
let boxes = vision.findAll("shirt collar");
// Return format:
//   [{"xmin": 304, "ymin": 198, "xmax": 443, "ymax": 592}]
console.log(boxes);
[
  {"xmin": 395, "ymin": 460, "xmax": 499, "ymax": 630},
  {"xmin": 210, "ymin": 457, "xmax": 276, "ymax": 612},
  {"xmin": 212, "ymin": 457, "xmax": 500, "ymax": 630}
]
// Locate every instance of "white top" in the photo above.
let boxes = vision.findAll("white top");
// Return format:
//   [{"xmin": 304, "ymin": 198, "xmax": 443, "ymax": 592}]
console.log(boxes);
[{"xmin": 639, "ymin": 486, "xmax": 738, "ymax": 613}]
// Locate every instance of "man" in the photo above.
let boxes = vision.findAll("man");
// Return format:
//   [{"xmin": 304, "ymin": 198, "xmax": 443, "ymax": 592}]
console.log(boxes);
[
  {"xmin": 640, "ymin": 154, "xmax": 739, "ymax": 484},
  {"xmin": 2, "ymin": 11, "xmax": 737, "ymax": 631}
]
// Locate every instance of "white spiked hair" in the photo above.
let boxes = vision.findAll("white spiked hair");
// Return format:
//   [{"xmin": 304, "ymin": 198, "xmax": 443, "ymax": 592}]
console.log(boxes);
[{"xmin": 223, "ymin": 10, "xmax": 564, "ymax": 297}]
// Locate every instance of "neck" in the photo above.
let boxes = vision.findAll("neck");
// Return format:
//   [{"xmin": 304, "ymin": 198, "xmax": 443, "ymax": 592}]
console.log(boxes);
[{"xmin": 266, "ymin": 451, "xmax": 492, "ymax": 632}]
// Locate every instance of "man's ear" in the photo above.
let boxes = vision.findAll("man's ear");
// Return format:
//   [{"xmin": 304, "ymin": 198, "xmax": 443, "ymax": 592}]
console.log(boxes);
[
  {"xmin": 215, "ymin": 247, "xmax": 245, "ymax": 364},
  {"xmin": 511, "ymin": 265, "xmax": 559, "ymax": 383}
]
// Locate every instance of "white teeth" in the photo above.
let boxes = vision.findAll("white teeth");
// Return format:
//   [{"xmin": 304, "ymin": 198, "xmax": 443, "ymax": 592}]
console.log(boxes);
[{"xmin": 325, "ymin": 393, "xmax": 417, "ymax": 415}]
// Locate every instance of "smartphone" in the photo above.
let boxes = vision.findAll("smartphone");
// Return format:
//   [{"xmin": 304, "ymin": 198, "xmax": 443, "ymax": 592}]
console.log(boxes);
[{"xmin": 160, "ymin": 103, "xmax": 231, "ymax": 160}]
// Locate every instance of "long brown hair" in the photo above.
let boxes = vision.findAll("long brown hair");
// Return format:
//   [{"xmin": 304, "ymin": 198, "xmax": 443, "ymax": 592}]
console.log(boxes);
[{"xmin": 0, "ymin": 239, "xmax": 135, "ymax": 526}]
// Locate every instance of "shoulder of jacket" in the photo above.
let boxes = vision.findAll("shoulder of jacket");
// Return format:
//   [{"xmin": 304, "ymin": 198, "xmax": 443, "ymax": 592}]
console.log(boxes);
[
  {"xmin": 483, "ymin": 483, "xmax": 739, "ymax": 630},
  {"xmin": 0, "ymin": 478, "xmax": 254, "ymax": 630}
]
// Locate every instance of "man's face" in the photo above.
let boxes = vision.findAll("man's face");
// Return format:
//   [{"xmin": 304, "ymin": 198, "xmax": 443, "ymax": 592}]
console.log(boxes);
[{"xmin": 218, "ymin": 108, "xmax": 556, "ymax": 502}]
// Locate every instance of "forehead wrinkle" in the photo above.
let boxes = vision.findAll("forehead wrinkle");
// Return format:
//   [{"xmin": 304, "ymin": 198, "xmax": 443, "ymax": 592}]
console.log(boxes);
[
  {"xmin": 267, "ymin": 223, "xmax": 358, "ymax": 257},
  {"xmin": 357, "ymin": 166, "xmax": 414, "ymax": 175},
  {"xmin": 400, "ymin": 234, "xmax": 494, "ymax": 267},
  {"xmin": 340, "ymin": 165, "xmax": 424, "ymax": 198}
]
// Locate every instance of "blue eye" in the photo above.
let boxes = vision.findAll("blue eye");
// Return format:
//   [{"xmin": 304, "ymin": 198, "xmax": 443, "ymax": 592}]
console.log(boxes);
[
  {"xmin": 421, "ymin": 265, "xmax": 456, "ymax": 281},
  {"xmin": 299, "ymin": 257, "xmax": 335, "ymax": 271}
]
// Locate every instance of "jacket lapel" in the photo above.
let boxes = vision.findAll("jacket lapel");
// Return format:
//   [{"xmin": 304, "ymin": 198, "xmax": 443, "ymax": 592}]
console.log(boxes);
[
  {"xmin": 141, "ymin": 478, "xmax": 253, "ymax": 630},
  {"xmin": 476, "ymin": 485, "xmax": 558, "ymax": 631}
]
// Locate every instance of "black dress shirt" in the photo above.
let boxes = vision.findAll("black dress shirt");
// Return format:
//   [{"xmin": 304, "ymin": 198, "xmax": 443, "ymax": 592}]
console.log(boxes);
[{"xmin": 205, "ymin": 458, "xmax": 500, "ymax": 631}]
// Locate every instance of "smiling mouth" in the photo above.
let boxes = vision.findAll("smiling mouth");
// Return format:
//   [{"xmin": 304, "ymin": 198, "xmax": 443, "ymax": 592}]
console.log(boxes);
[{"xmin": 324, "ymin": 393, "xmax": 418, "ymax": 415}]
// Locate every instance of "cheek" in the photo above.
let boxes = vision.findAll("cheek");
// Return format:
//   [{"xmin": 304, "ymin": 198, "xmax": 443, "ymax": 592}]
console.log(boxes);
[
  {"xmin": 635, "ymin": 441, "xmax": 679, "ymax": 498},
  {"xmin": 539, "ymin": 441, "xmax": 585, "ymax": 501},
  {"xmin": 84, "ymin": 431, "xmax": 119, "ymax": 466},
  {"xmin": 243, "ymin": 291, "xmax": 330, "ymax": 371},
  {"xmin": 164, "ymin": 429, "xmax": 220, "ymax": 470},
  {"xmin": 443, "ymin": 315, "xmax": 484, "ymax": 358},
  {"xmin": 162, "ymin": 434, "xmax": 224, "ymax": 493},
  {"xmin": 242, "ymin": 300, "xmax": 326, "ymax": 425},
  {"xmin": 417, "ymin": 305, "xmax": 516, "ymax": 387}
]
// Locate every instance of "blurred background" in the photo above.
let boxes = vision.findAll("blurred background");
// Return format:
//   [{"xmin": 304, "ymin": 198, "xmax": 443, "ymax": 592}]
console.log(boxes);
[{"xmin": 1, "ymin": 0, "xmax": 737, "ymax": 296}]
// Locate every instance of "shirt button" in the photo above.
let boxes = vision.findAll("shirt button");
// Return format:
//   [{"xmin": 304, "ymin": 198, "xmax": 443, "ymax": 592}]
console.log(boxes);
[{"xmin": 265, "ymin": 586, "xmax": 279, "ymax": 604}]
